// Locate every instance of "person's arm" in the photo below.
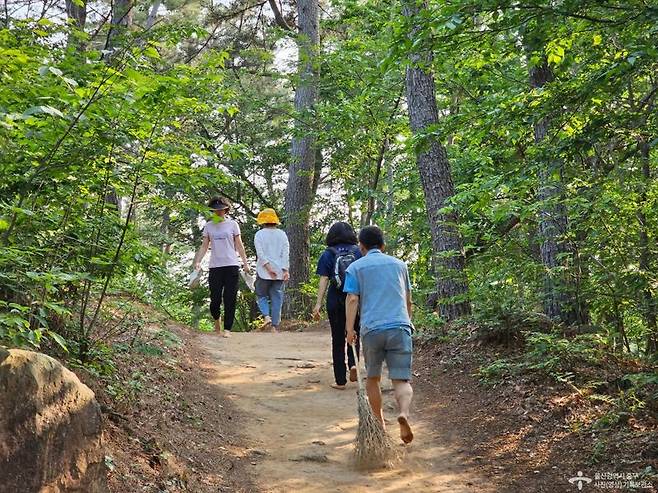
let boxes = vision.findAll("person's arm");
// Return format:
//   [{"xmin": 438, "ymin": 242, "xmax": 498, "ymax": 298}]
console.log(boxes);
[
  {"xmin": 255, "ymin": 232, "xmax": 277, "ymax": 278},
  {"xmin": 403, "ymin": 264, "xmax": 413, "ymax": 318},
  {"xmin": 281, "ymin": 233, "xmax": 290, "ymax": 281},
  {"xmin": 346, "ymin": 294, "xmax": 359, "ymax": 344},
  {"xmin": 234, "ymin": 234, "xmax": 251, "ymax": 274},
  {"xmin": 312, "ymin": 276, "xmax": 329, "ymax": 321},
  {"xmin": 343, "ymin": 269, "xmax": 360, "ymax": 344},
  {"xmin": 193, "ymin": 235, "xmax": 210, "ymax": 270}
]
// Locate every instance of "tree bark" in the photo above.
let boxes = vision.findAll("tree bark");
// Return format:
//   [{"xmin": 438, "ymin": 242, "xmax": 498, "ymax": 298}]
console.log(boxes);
[
  {"xmin": 402, "ymin": 0, "xmax": 470, "ymax": 321},
  {"xmin": 311, "ymin": 147, "xmax": 323, "ymax": 197},
  {"xmin": 161, "ymin": 207, "xmax": 171, "ymax": 254},
  {"xmin": 267, "ymin": 0, "xmax": 293, "ymax": 31},
  {"xmin": 529, "ymin": 59, "xmax": 581, "ymax": 325},
  {"xmin": 283, "ymin": 0, "xmax": 319, "ymax": 316},
  {"xmin": 105, "ymin": 0, "xmax": 133, "ymax": 57},
  {"xmin": 146, "ymin": 0, "xmax": 161, "ymax": 29},
  {"xmin": 65, "ymin": 0, "xmax": 86, "ymax": 49},
  {"xmin": 364, "ymin": 137, "xmax": 388, "ymax": 226},
  {"xmin": 637, "ymin": 138, "xmax": 657, "ymax": 353}
]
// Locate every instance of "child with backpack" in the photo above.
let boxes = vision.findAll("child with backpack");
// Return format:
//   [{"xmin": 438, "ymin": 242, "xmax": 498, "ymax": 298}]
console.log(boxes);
[{"xmin": 312, "ymin": 222, "xmax": 361, "ymax": 389}]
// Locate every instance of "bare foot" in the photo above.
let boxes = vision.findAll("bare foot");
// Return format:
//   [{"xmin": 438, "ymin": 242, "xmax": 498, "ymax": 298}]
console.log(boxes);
[
  {"xmin": 330, "ymin": 384, "xmax": 346, "ymax": 390},
  {"xmin": 349, "ymin": 366, "xmax": 357, "ymax": 382},
  {"xmin": 397, "ymin": 415, "xmax": 414, "ymax": 444},
  {"xmin": 221, "ymin": 331, "xmax": 231, "ymax": 338},
  {"xmin": 260, "ymin": 316, "xmax": 272, "ymax": 331},
  {"xmin": 271, "ymin": 326, "xmax": 279, "ymax": 333}
]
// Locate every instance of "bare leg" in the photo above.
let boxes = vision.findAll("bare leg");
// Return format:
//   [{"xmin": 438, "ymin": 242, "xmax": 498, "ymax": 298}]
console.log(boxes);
[
  {"xmin": 214, "ymin": 317, "xmax": 222, "ymax": 332},
  {"xmin": 365, "ymin": 376, "xmax": 384, "ymax": 427},
  {"xmin": 392, "ymin": 379, "xmax": 413, "ymax": 443}
]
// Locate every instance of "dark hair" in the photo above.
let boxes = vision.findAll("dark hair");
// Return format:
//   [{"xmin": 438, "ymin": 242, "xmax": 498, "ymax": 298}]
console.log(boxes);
[
  {"xmin": 358, "ymin": 225, "xmax": 384, "ymax": 250},
  {"xmin": 207, "ymin": 195, "xmax": 230, "ymax": 211},
  {"xmin": 325, "ymin": 222, "xmax": 358, "ymax": 247}
]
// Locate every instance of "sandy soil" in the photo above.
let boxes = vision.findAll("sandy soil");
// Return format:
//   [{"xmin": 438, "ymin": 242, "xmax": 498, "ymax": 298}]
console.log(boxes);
[{"xmin": 200, "ymin": 331, "xmax": 493, "ymax": 493}]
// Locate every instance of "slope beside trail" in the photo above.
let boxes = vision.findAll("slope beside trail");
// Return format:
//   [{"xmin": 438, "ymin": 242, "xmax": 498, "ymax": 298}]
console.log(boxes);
[{"xmin": 200, "ymin": 330, "xmax": 493, "ymax": 493}]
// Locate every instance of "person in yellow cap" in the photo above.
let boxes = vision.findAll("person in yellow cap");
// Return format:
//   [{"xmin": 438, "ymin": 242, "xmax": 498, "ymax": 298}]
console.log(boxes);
[{"xmin": 254, "ymin": 208, "xmax": 289, "ymax": 332}]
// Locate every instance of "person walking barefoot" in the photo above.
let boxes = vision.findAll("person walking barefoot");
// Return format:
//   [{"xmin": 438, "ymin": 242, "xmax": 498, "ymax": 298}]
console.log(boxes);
[
  {"xmin": 254, "ymin": 208, "xmax": 289, "ymax": 333},
  {"xmin": 345, "ymin": 225, "xmax": 414, "ymax": 444},
  {"xmin": 193, "ymin": 196, "xmax": 251, "ymax": 337},
  {"xmin": 313, "ymin": 222, "xmax": 361, "ymax": 390}
]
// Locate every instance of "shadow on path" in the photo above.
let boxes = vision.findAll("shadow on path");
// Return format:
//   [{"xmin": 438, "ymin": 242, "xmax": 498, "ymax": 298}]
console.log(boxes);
[{"xmin": 199, "ymin": 331, "xmax": 493, "ymax": 493}]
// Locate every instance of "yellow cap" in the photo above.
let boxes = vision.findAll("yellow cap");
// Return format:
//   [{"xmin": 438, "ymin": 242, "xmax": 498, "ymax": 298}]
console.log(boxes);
[{"xmin": 257, "ymin": 208, "xmax": 280, "ymax": 225}]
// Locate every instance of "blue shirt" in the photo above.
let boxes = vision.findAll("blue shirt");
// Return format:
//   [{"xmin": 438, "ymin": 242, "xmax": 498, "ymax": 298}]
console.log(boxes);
[
  {"xmin": 316, "ymin": 243, "xmax": 361, "ymax": 309},
  {"xmin": 343, "ymin": 249, "xmax": 413, "ymax": 336}
]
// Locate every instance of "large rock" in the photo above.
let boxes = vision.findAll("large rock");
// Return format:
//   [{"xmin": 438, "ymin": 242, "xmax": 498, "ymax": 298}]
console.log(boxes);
[{"xmin": 0, "ymin": 348, "xmax": 108, "ymax": 493}]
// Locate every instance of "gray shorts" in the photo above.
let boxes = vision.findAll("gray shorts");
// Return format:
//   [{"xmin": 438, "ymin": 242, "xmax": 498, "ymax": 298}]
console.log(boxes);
[{"xmin": 362, "ymin": 328, "xmax": 413, "ymax": 381}]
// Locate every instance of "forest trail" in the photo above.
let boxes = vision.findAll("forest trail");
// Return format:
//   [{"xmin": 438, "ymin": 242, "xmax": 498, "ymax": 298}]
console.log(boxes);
[{"xmin": 200, "ymin": 331, "xmax": 493, "ymax": 493}]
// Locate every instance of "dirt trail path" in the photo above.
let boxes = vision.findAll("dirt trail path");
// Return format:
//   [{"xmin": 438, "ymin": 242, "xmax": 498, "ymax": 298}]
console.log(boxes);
[{"xmin": 200, "ymin": 331, "xmax": 492, "ymax": 493}]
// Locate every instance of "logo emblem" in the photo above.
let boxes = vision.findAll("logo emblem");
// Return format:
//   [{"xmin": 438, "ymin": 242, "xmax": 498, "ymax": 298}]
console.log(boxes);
[{"xmin": 568, "ymin": 471, "xmax": 592, "ymax": 490}]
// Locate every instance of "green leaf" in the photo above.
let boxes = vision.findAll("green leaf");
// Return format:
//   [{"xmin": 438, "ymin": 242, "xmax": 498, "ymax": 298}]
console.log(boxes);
[
  {"xmin": 23, "ymin": 105, "xmax": 65, "ymax": 118},
  {"xmin": 46, "ymin": 331, "xmax": 69, "ymax": 352},
  {"xmin": 144, "ymin": 46, "xmax": 161, "ymax": 59}
]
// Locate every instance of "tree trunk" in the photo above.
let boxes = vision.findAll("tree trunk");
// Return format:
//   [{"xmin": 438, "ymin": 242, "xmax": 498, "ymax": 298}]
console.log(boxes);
[
  {"xmin": 311, "ymin": 147, "xmax": 323, "ymax": 197},
  {"xmin": 638, "ymin": 138, "xmax": 657, "ymax": 353},
  {"xmin": 65, "ymin": 0, "xmax": 86, "ymax": 49},
  {"xmin": 529, "ymin": 60, "xmax": 581, "ymax": 325},
  {"xmin": 364, "ymin": 137, "xmax": 388, "ymax": 226},
  {"xmin": 146, "ymin": 0, "xmax": 161, "ymax": 29},
  {"xmin": 105, "ymin": 0, "xmax": 133, "ymax": 57},
  {"xmin": 161, "ymin": 207, "xmax": 171, "ymax": 254},
  {"xmin": 103, "ymin": 0, "xmax": 133, "ymax": 207},
  {"xmin": 402, "ymin": 0, "xmax": 470, "ymax": 321},
  {"xmin": 283, "ymin": 0, "xmax": 319, "ymax": 316},
  {"xmin": 104, "ymin": 188, "xmax": 121, "ymax": 215}
]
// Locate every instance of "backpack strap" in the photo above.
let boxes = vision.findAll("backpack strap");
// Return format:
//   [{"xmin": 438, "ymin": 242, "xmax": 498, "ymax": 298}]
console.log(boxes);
[{"xmin": 327, "ymin": 247, "xmax": 343, "ymax": 287}]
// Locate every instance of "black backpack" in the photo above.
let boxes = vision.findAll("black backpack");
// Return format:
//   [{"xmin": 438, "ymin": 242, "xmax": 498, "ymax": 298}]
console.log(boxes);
[{"xmin": 328, "ymin": 247, "xmax": 358, "ymax": 290}]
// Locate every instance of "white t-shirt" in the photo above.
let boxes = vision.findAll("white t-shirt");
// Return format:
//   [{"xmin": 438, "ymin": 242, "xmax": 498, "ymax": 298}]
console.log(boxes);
[
  {"xmin": 203, "ymin": 218, "xmax": 241, "ymax": 268},
  {"xmin": 254, "ymin": 228, "xmax": 290, "ymax": 280}
]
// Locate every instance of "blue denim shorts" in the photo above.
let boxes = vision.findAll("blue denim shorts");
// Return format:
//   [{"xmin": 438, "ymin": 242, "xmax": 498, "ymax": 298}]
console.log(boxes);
[{"xmin": 362, "ymin": 328, "xmax": 413, "ymax": 380}]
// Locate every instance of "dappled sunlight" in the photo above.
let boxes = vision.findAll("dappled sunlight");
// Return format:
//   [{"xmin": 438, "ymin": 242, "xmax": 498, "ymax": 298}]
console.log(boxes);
[{"xmin": 197, "ymin": 331, "xmax": 493, "ymax": 492}]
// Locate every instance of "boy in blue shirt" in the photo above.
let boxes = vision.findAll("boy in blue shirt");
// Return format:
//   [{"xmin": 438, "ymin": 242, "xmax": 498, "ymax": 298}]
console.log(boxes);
[{"xmin": 344, "ymin": 226, "xmax": 414, "ymax": 444}]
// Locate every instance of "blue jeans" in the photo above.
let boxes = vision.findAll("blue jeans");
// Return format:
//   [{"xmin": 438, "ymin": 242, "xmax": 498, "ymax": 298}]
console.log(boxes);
[{"xmin": 255, "ymin": 277, "xmax": 285, "ymax": 326}]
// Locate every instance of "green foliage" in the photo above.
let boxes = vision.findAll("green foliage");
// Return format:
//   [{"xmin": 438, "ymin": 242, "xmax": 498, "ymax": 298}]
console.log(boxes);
[
  {"xmin": 3, "ymin": 0, "xmax": 658, "ymax": 386},
  {"xmin": 411, "ymin": 305, "xmax": 444, "ymax": 334},
  {"xmin": 0, "ymin": 13, "xmax": 236, "ymax": 355},
  {"xmin": 476, "ymin": 331, "xmax": 606, "ymax": 382},
  {"xmin": 477, "ymin": 358, "xmax": 515, "ymax": 383},
  {"xmin": 523, "ymin": 332, "xmax": 605, "ymax": 376},
  {"xmin": 105, "ymin": 370, "xmax": 146, "ymax": 404},
  {"xmin": 315, "ymin": 0, "xmax": 658, "ymax": 359}
]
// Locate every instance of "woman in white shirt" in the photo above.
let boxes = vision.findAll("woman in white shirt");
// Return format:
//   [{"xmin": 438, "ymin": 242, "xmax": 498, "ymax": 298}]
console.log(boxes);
[
  {"xmin": 254, "ymin": 208, "xmax": 290, "ymax": 332},
  {"xmin": 193, "ymin": 197, "xmax": 251, "ymax": 337}
]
